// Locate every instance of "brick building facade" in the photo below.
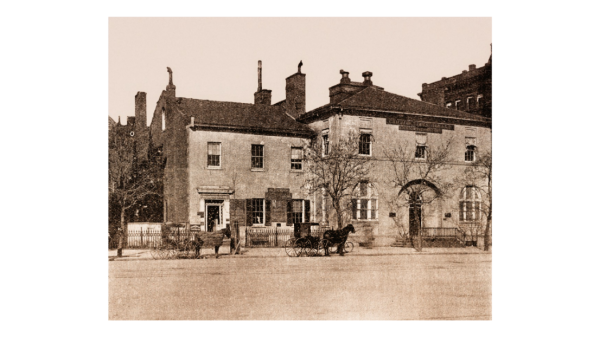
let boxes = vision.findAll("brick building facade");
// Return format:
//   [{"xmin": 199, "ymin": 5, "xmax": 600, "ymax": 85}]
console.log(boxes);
[{"xmin": 418, "ymin": 53, "xmax": 492, "ymax": 118}]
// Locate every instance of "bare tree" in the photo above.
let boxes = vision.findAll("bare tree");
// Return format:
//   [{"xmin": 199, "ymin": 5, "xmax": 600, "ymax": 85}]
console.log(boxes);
[
  {"xmin": 383, "ymin": 137, "xmax": 454, "ymax": 252},
  {"xmin": 303, "ymin": 130, "xmax": 372, "ymax": 229},
  {"xmin": 458, "ymin": 150, "xmax": 492, "ymax": 251},
  {"xmin": 109, "ymin": 131, "xmax": 161, "ymax": 257}
]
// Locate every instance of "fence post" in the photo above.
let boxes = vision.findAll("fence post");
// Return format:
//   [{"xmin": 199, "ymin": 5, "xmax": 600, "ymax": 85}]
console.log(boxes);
[
  {"xmin": 275, "ymin": 227, "xmax": 278, "ymax": 247},
  {"xmin": 140, "ymin": 229, "xmax": 144, "ymax": 247}
]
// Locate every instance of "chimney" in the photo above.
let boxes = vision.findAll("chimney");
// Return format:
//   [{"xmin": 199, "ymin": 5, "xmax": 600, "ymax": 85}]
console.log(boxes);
[
  {"xmin": 285, "ymin": 61, "xmax": 306, "ymax": 118},
  {"xmin": 254, "ymin": 60, "xmax": 272, "ymax": 105},
  {"xmin": 469, "ymin": 64, "xmax": 476, "ymax": 71},
  {"xmin": 135, "ymin": 92, "xmax": 146, "ymax": 129},
  {"xmin": 340, "ymin": 69, "xmax": 350, "ymax": 83},
  {"xmin": 362, "ymin": 71, "xmax": 373, "ymax": 86},
  {"xmin": 134, "ymin": 91, "xmax": 149, "ymax": 161}
]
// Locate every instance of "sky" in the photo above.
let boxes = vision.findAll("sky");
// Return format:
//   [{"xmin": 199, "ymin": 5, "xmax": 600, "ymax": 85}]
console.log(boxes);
[{"xmin": 109, "ymin": 18, "xmax": 491, "ymax": 126}]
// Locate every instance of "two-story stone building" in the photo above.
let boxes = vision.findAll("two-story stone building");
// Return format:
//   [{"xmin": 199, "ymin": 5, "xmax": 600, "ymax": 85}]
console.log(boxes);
[{"xmin": 126, "ymin": 59, "xmax": 491, "ymax": 246}]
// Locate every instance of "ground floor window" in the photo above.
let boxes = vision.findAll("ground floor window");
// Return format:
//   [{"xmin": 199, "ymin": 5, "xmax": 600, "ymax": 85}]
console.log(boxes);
[
  {"xmin": 459, "ymin": 186, "xmax": 481, "ymax": 221},
  {"xmin": 252, "ymin": 198, "xmax": 264, "ymax": 224}
]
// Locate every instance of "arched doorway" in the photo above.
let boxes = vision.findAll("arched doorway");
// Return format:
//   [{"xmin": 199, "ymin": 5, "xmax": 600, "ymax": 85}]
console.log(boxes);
[{"xmin": 408, "ymin": 192, "xmax": 422, "ymax": 241}]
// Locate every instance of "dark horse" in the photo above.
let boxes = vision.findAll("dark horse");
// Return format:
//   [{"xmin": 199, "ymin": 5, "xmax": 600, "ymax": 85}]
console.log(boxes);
[
  {"xmin": 190, "ymin": 228, "xmax": 231, "ymax": 258},
  {"xmin": 322, "ymin": 224, "xmax": 355, "ymax": 256}
]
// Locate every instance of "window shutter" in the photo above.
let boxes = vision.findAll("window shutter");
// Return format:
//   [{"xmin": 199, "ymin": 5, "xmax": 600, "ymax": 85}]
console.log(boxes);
[
  {"xmin": 246, "ymin": 199, "xmax": 253, "ymax": 226},
  {"xmin": 265, "ymin": 200, "xmax": 271, "ymax": 226},
  {"xmin": 351, "ymin": 199, "xmax": 357, "ymax": 220},
  {"xmin": 286, "ymin": 200, "xmax": 293, "ymax": 226},
  {"xmin": 459, "ymin": 201, "xmax": 465, "ymax": 221},
  {"xmin": 371, "ymin": 199, "xmax": 377, "ymax": 219},
  {"xmin": 304, "ymin": 200, "xmax": 310, "ymax": 222}
]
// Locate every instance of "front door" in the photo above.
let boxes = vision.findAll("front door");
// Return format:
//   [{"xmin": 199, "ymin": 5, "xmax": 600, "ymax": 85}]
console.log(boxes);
[
  {"xmin": 408, "ymin": 193, "xmax": 422, "ymax": 239},
  {"xmin": 206, "ymin": 205, "xmax": 220, "ymax": 232}
]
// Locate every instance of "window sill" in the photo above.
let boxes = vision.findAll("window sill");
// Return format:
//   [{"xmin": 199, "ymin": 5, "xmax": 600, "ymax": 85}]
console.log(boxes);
[
  {"xmin": 207, "ymin": 166, "xmax": 222, "ymax": 170},
  {"xmin": 290, "ymin": 170, "xmax": 304, "ymax": 173},
  {"xmin": 250, "ymin": 168, "xmax": 265, "ymax": 172},
  {"xmin": 358, "ymin": 154, "xmax": 372, "ymax": 157}
]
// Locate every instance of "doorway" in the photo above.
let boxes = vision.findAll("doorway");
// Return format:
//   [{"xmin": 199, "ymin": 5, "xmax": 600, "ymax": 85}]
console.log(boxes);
[
  {"xmin": 206, "ymin": 205, "xmax": 220, "ymax": 232},
  {"xmin": 408, "ymin": 192, "xmax": 422, "ymax": 239}
]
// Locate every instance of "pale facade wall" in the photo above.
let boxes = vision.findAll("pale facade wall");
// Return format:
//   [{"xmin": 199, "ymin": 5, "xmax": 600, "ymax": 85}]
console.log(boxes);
[
  {"xmin": 308, "ymin": 114, "xmax": 491, "ymax": 245},
  {"xmin": 187, "ymin": 129, "xmax": 312, "ymax": 230}
]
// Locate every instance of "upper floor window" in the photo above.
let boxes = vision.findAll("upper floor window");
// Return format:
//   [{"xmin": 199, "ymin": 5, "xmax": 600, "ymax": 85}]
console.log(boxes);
[
  {"xmin": 477, "ymin": 94, "xmax": 483, "ymax": 108},
  {"xmin": 291, "ymin": 147, "xmax": 303, "ymax": 170},
  {"xmin": 466, "ymin": 96, "xmax": 473, "ymax": 110},
  {"xmin": 161, "ymin": 108, "xmax": 166, "ymax": 131},
  {"xmin": 322, "ymin": 134, "xmax": 329, "ymax": 155},
  {"xmin": 359, "ymin": 133, "xmax": 372, "ymax": 156},
  {"xmin": 207, "ymin": 142, "xmax": 221, "ymax": 167},
  {"xmin": 446, "ymin": 102, "xmax": 452, "ymax": 108},
  {"xmin": 459, "ymin": 186, "xmax": 481, "ymax": 222},
  {"xmin": 455, "ymin": 100, "xmax": 461, "ymax": 110},
  {"xmin": 351, "ymin": 181, "xmax": 378, "ymax": 220},
  {"xmin": 251, "ymin": 144, "xmax": 264, "ymax": 169},
  {"xmin": 415, "ymin": 133, "xmax": 427, "ymax": 159},
  {"xmin": 465, "ymin": 137, "xmax": 477, "ymax": 162}
]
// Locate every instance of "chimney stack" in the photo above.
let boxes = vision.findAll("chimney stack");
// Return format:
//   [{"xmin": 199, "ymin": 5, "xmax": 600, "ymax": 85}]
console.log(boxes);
[
  {"xmin": 285, "ymin": 61, "xmax": 306, "ymax": 119},
  {"xmin": 254, "ymin": 60, "xmax": 272, "ymax": 105},
  {"xmin": 469, "ymin": 64, "xmax": 476, "ymax": 71},
  {"xmin": 258, "ymin": 60, "xmax": 262, "ymax": 91},
  {"xmin": 362, "ymin": 71, "xmax": 373, "ymax": 86},
  {"xmin": 340, "ymin": 69, "xmax": 350, "ymax": 83}
]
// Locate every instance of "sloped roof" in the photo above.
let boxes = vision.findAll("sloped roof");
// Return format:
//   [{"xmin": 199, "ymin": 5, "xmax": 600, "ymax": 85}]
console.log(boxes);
[
  {"xmin": 300, "ymin": 86, "xmax": 490, "ymax": 123},
  {"xmin": 176, "ymin": 97, "xmax": 315, "ymax": 137}
]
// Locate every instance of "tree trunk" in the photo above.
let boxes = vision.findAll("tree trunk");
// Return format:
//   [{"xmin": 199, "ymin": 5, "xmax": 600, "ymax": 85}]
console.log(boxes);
[
  {"xmin": 117, "ymin": 207, "xmax": 125, "ymax": 257},
  {"xmin": 484, "ymin": 213, "xmax": 491, "ymax": 251},
  {"xmin": 334, "ymin": 199, "xmax": 343, "ymax": 230},
  {"xmin": 413, "ymin": 204, "xmax": 422, "ymax": 252}
]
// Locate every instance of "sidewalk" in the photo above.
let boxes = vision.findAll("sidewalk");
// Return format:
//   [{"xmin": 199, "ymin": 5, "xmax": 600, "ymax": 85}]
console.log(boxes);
[{"xmin": 109, "ymin": 245, "xmax": 490, "ymax": 261}]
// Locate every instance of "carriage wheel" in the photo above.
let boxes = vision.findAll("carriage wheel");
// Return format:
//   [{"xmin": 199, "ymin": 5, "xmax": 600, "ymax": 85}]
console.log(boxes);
[
  {"xmin": 300, "ymin": 239, "xmax": 313, "ymax": 257},
  {"xmin": 285, "ymin": 239, "xmax": 297, "ymax": 257},
  {"xmin": 344, "ymin": 241, "xmax": 354, "ymax": 253},
  {"xmin": 150, "ymin": 243, "xmax": 161, "ymax": 260}
]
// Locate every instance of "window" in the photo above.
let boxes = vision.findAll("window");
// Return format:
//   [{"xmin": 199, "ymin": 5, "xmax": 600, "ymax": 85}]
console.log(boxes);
[
  {"xmin": 446, "ymin": 102, "xmax": 452, "ymax": 108},
  {"xmin": 455, "ymin": 100, "xmax": 461, "ymax": 110},
  {"xmin": 477, "ymin": 94, "xmax": 483, "ymax": 108},
  {"xmin": 161, "ymin": 108, "xmax": 166, "ymax": 131},
  {"xmin": 251, "ymin": 144, "xmax": 264, "ymax": 169},
  {"xmin": 322, "ymin": 134, "xmax": 329, "ymax": 155},
  {"xmin": 466, "ymin": 97, "xmax": 473, "ymax": 110},
  {"xmin": 359, "ymin": 133, "xmax": 372, "ymax": 155},
  {"xmin": 207, "ymin": 142, "xmax": 221, "ymax": 167},
  {"xmin": 291, "ymin": 200, "xmax": 303, "ymax": 224},
  {"xmin": 415, "ymin": 133, "xmax": 427, "ymax": 159},
  {"xmin": 252, "ymin": 199, "xmax": 265, "ymax": 224},
  {"xmin": 291, "ymin": 147, "xmax": 302, "ymax": 170},
  {"xmin": 465, "ymin": 137, "xmax": 477, "ymax": 162},
  {"xmin": 352, "ymin": 181, "xmax": 378, "ymax": 220},
  {"xmin": 459, "ymin": 187, "xmax": 481, "ymax": 221}
]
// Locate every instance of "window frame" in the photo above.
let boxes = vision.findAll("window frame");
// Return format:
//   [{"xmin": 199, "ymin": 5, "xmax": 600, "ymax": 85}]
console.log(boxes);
[
  {"xmin": 459, "ymin": 186, "xmax": 482, "ymax": 222},
  {"xmin": 322, "ymin": 133, "xmax": 330, "ymax": 156},
  {"xmin": 352, "ymin": 181, "xmax": 378, "ymax": 221},
  {"xmin": 290, "ymin": 147, "xmax": 303, "ymax": 171},
  {"xmin": 359, "ymin": 133, "xmax": 372, "ymax": 156},
  {"xmin": 251, "ymin": 198, "xmax": 265, "ymax": 225},
  {"xmin": 207, "ymin": 142, "xmax": 222, "ymax": 168},
  {"xmin": 455, "ymin": 99, "xmax": 461, "ymax": 110},
  {"xmin": 251, "ymin": 144, "xmax": 264, "ymax": 169}
]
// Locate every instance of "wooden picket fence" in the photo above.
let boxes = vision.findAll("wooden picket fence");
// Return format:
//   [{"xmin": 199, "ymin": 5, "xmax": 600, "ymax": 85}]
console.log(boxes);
[{"xmin": 245, "ymin": 226, "xmax": 328, "ymax": 248}]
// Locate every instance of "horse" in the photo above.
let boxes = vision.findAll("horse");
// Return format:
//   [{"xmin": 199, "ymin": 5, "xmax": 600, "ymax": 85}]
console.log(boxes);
[
  {"xmin": 322, "ymin": 224, "xmax": 355, "ymax": 256},
  {"xmin": 191, "ymin": 228, "xmax": 231, "ymax": 259}
]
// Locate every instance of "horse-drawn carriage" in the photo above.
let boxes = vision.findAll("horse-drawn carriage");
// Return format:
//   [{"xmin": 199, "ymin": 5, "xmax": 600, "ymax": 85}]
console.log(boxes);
[
  {"xmin": 284, "ymin": 223, "xmax": 355, "ymax": 257},
  {"xmin": 150, "ymin": 225, "xmax": 231, "ymax": 260}
]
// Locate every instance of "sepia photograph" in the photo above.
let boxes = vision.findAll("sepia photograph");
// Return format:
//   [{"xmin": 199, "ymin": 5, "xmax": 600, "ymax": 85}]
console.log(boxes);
[{"xmin": 108, "ymin": 17, "xmax": 492, "ymax": 320}]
